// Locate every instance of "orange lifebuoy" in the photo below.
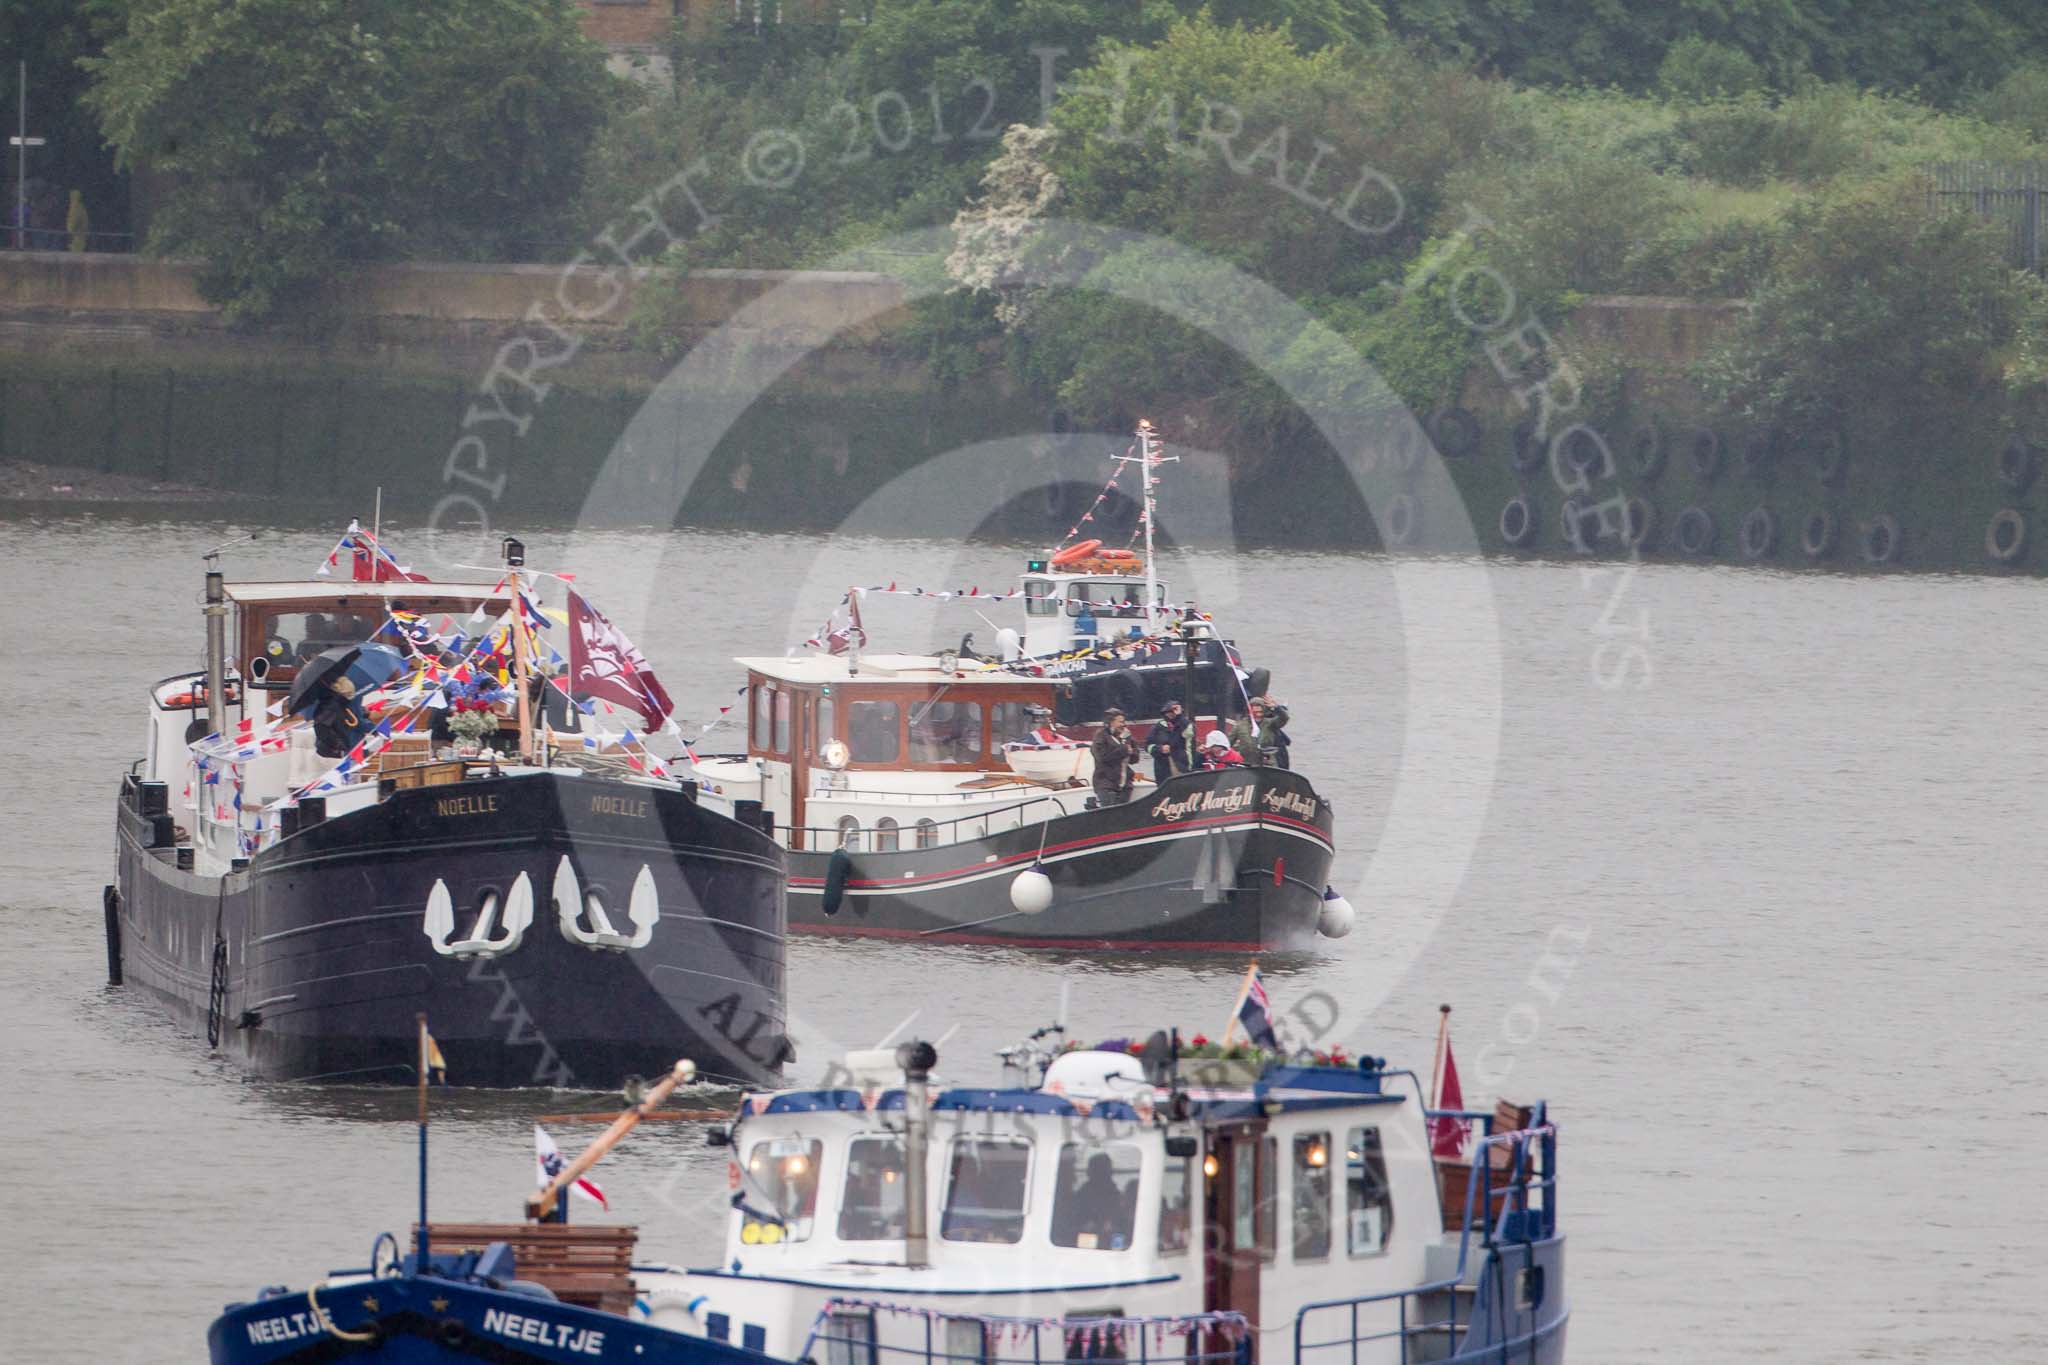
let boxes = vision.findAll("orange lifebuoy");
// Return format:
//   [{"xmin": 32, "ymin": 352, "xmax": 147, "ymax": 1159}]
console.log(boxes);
[
  {"xmin": 1096, "ymin": 548, "xmax": 1138, "ymax": 561},
  {"xmin": 1051, "ymin": 540, "xmax": 1102, "ymax": 566}
]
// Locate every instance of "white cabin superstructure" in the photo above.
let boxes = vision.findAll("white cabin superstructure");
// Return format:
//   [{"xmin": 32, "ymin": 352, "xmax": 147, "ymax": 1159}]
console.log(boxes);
[{"xmin": 634, "ymin": 1042, "xmax": 1564, "ymax": 1364}]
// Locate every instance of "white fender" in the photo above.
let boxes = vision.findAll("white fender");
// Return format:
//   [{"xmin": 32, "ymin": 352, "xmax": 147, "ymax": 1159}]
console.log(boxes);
[{"xmin": 1317, "ymin": 887, "xmax": 1356, "ymax": 939}]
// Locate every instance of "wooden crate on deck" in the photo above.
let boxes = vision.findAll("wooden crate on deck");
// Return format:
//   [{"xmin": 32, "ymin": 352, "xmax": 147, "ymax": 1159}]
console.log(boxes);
[{"xmin": 416, "ymin": 1222, "xmax": 639, "ymax": 1314}]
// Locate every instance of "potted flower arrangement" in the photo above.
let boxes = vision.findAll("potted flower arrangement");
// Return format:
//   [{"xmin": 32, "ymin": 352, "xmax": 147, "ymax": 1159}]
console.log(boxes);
[{"xmin": 444, "ymin": 679, "xmax": 506, "ymax": 756}]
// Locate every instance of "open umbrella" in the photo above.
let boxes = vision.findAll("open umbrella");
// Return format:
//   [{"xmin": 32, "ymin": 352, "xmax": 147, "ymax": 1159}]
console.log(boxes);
[{"xmin": 286, "ymin": 643, "xmax": 407, "ymax": 715}]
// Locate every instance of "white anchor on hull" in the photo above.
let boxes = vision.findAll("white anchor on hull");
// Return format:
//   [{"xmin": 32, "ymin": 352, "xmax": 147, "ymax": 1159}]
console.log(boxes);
[
  {"xmin": 553, "ymin": 855, "xmax": 659, "ymax": 950},
  {"xmin": 423, "ymin": 871, "xmax": 536, "ymax": 957}
]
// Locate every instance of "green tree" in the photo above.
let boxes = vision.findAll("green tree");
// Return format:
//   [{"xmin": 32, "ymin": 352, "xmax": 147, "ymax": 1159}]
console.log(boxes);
[
  {"xmin": 1699, "ymin": 176, "xmax": 2019, "ymax": 436},
  {"xmin": 85, "ymin": 0, "xmax": 613, "ymax": 319}
]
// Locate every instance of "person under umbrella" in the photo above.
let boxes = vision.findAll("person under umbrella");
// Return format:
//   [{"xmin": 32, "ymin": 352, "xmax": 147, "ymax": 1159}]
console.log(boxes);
[{"xmin": 313, "ymin": 677, "xmax": 370, "ymax": 759}]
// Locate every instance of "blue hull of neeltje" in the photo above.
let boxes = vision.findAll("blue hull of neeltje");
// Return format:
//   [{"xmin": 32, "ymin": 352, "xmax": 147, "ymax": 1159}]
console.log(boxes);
[{"xmin": 209, "ymin": 1272, "xmax": 763, "ymax": 1365}]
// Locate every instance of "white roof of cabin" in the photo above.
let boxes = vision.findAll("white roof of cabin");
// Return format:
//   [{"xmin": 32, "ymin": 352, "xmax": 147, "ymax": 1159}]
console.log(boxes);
[
  {"xmin": 224, "ymin": 581, "xmax": 511, "ymax": 604},
  {"xmin": 736, "ymin": 654, "xmax": 1044, "ymax": 687}
]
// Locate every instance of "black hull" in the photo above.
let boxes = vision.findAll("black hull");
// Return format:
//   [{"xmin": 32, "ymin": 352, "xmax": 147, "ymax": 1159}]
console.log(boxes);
[
  {"xmin": 1039, "ymin": 638, "xmax": 1251, "ymax": 728},
  {"xmin": 113, "ymin": 772, "xmax": 788, "ymax": 1088},
  {"xmin": 789, "ymin": 768, "xmax": 1333, "ymax": 950}
]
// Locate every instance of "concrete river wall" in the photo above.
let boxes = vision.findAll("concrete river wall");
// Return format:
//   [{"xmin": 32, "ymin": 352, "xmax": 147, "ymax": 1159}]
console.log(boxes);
[{"xmin": 0, "ymin": 252, "xmax": 2038, "ymax": 571}]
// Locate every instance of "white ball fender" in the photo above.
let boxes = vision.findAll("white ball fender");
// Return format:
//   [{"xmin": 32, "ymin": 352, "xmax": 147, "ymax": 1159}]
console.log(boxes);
[
  {"xmin": 1010, "ymin": 864, "xmax": 1055, "ymax": 915},
  {"xmin": 1318, "ymin": 887, "xmax": 1356, "ymax": 939}
]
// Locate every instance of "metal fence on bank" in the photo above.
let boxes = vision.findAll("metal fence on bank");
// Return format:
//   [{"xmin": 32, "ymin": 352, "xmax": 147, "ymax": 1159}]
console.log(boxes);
[{"xmin": 1928, "ymin": 161, "xmax": 2048, "ymax": 273}]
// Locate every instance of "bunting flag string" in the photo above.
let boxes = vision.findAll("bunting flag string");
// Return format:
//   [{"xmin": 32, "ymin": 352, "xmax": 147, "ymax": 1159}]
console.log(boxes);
[{"xmin": 1051, "ymin": 448, "xmax": 1138, "ymax": 554}]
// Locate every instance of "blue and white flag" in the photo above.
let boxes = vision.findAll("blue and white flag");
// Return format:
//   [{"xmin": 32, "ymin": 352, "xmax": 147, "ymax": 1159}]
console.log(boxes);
[
  {"xmin": 535, "ymin": 1125, "xmax": 607, "ymax": 1209},
  {"xmin": 1233, "ymin": 964, "xmax": 1281, "ymax": 1050}
]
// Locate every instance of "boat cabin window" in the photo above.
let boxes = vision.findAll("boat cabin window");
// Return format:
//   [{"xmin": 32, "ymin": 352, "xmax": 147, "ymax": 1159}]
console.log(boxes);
[
  {"xmin": 990, "ymin": 701, "xmax": 1038, "ymax": 748},
  {"xmin": 774, "ymin": 689, "xmax": 793, "ymax": 754},
  {"xmin": 1065, "ymin": 582, "xmax": 1161, "ymax": 619},
  {"xmin": 823, "ymin": 1309, "xmax": 877, "ymax": 1365},
  {"xmin": 875, "ymin": 817, "xmax": 899, "ymax": 851},
  {"xmin": 816, "ymin": 695, "xmax": 836, "ymax": 758},
  {"xmin": 1024, "ymin": 578, "xmax": 1058, "ymax": 617},
  {"xmin": 744, "ymin": 1136, "xmax": 823, "ymax": 1242},
  {"xmin": 1256, "ymin": 1137, "xmax": 1278, "ymax": 1262},
  {"xmin": 914, "ymin": 818, "xmax": 938, "ymax": 848},
  {"xmin": 1158, "ymin": 1146, "xmax": 1193, "ymax": 1253},
  {"xmin": 838, "ymin": 1135, "xmax": 907, "ymax": 1240},
  {"xmin": 1051, "ymin": 1141, "xmax": 1142, "ymax": 1250},
  {"xmin": 753, "ymin": 685, "xmax": 774, "ymax": 750},
  {"xmin": 837, "ymin": 816, "xmax": 862, "ymax": 851},
  {"xmin": 942, "ymin": 1137, "xmax": 1032, "ymax": 1244},
  {"xmin": 847, "ymin": 700, "xmax": 901, "ymax": 763},
  {"xmin": 945, "ymin": 1319, "xmax": 988, "ymax": 1365},
  {"xmin": 908, "ymin": 700, "xmax": 982, "ymax": 764},
  {"xmin": 1293, "ymin": 1132, "xmax": 1334, "ymax": 1261},
  {"xmin": 1345, "ymin": 1127, "xmax": 1394, "ymax": 1255}
]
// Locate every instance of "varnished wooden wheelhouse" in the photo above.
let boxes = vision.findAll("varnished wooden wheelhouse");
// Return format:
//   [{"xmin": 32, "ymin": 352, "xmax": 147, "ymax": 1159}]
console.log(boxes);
[{"xmin": 738, "ymin": 654, "xmax": 1063, "ymax": 851}]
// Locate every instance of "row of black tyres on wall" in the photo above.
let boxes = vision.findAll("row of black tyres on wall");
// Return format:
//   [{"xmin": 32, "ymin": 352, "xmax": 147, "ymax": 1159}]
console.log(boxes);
[{"xmin": 1495, "ymin": 496, "xmax": 2035, "ymax": 566}]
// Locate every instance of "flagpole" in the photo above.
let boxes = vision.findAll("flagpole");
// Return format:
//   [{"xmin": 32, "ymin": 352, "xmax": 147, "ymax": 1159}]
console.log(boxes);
[
  {"xmin": 1430, "ymin": 1003, "xmax": 1450, "ymax": 1109},
  {"xmin": 416, "ymin": 1013, "xmax": 431, "ymax": 1266},
  {"xmin": 1220, "ymin": 959, "xmax": 1258, "ymax": 1047}
]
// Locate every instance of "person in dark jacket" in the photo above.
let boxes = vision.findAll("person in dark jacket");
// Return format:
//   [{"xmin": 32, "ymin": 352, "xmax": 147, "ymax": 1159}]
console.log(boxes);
[
  {"xmin": 1090, "ymin": 707, "xmax": 1142, "ymax": 806},
  {"xmin": 1145, "ymin": 700, "xmax": 1192, "ymax": 783},
  {"xmin": 313, "ymin": 676, "xmax": 369, "ymax": 759}
]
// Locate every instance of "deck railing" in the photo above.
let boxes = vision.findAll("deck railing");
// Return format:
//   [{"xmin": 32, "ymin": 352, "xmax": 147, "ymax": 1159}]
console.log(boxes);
[
  {"xmin": 802, "ymin": 1300, "xmax": 1253, "ymax": 1365},
  {"xmin": 781, "ymin": 790, "xmax": 1076, "ymax": 850},
  {"xmin": 1292, "ymin": 1109, "xmax": 1557, "ymax": 1365}
]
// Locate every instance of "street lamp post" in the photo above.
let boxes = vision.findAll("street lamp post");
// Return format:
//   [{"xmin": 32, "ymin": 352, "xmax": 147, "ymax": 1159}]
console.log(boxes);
[{"xmin": 11, "ymin": 62, "xmax": 47, "ymax": 250}]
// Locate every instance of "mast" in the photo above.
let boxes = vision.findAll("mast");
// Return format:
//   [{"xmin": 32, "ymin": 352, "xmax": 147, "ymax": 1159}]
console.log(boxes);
[
  {"xmin": 203, "ymin": 563, "xmax": 228, "ymax": 738},
  {"xmin": 1140, "ymin": 420, "xmax": 1160, "ymax": 634},
  {"xmin": 504, "ymin": 537, "xmax": 534, "ymax": 762}
]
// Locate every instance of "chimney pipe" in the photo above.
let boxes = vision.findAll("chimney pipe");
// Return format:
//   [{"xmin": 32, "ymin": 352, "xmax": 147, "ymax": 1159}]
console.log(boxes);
[{"xmin": 896, "ymin": 1039, "xmax": 938, "ymax": 1268}]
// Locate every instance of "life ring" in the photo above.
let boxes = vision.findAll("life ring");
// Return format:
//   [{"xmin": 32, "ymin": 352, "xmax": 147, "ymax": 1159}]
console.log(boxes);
[
  {"xmin": 1623, "ymin": 495, "xmax": 1659, "ymax": 551},
  {"xmin": 1052, "ymin": 539, "xmax": 1102, "ymax": 566},
  {"xmin": 1739, "ymin": 506, "xmax": 1777, "ymax": 560},
  {"xmin": 1429, "ymin": 407, "xmax": 1480, "ymax": 457},
  {"xmin": 1385, "ymin": 492, "xmax": 1420, "ymax": 547},
  {"xmin": 1997, "ymin": 438, "xmax": 2037, "ymax": 493},
  {"xmin": 1688, "ymin": 430, "xmax": 1723, "ymax": 481},
  {"xmin": 1630, "ymin": 425, "xmax": 1667, "ymax": 481},
  {"xmin": 1675, "ymin": 506, "xmax": 1717, "ymax": 557},
  {"xmin": 1861, "ymin": 514, "xmax": 1901, "ymax": 565},
  {"xmin": 1739, "ymin": 432, "xmax": 1776, "ymax": 478},
  {"xmin": 1800, "ymin": 509, "xmax": 1838, "ymax": 559},
  {"xmin": 1812, "ymin": 431, "xmax": 1847, "ymax": 488},
  {"xmin": 1510, "ymin": 421, "xmax": 1545, "ymax": 473},
  {"xmin": 1559, "ymin": 497, "xmax": 1593, "ymax": 553},
  {"xmin": 1987, "ymin": 507, "xmax": 2028, "ymax": 564},
  {"xmin": 1096, "ymin": 547, "xmax": 1138, "ymax": 561},
  {"xmin": 103, "ymin": 885, "xmax": 123, "ymax": 986},
  {"xmin": 822, "ymin": 848, "xmax": 853, "ymax": 917},
  {"xmin": 1499, "ymin": 494, "xmax": 1538, "ymax": 547}
]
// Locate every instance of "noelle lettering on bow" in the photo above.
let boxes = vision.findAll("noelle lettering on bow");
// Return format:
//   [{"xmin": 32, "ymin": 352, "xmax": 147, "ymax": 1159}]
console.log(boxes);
[
  {"xmin": 589, "ymin": 795, "xmax": 649, "ymax": 819},
  {"xmin": 435, "ymin": 793, "xmax": 501, "ymax": 818}
]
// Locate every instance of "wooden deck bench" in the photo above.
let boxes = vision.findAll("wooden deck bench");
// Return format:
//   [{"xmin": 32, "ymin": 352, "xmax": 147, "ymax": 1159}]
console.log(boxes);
[
  {"xmin": 416, "ymin": 1222, "xmax": 640, "ymax": 1314},
  {"xmin": 1434, "ymin": 1100, "xmax": 1535, "ymax": 1233}
]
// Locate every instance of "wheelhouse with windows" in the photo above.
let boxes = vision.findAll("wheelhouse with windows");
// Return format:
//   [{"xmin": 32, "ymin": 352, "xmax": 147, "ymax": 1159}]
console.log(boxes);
[
  {"xmin": 690, "ymin": 654, "xmax": 1095, "ymax": 853},
  {"xmin": 632, "ymin": 1036, "xmax": 1566, "ymax": 1364}
]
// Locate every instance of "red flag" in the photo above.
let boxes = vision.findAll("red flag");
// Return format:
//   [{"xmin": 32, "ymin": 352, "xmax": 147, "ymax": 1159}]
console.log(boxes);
[
  {"xmin": 567, "ymin": 592, "xmax": 675, "ymax": 727},
  {"xmin": 349, "ymin": 536, "xmax": 429, "ymax": 583},
  {"xmin": 1430, "ymin": 1029, "xmax": 1468, "ymax": 1159},
  {"xmin": 824, "ymin": 591, "xmax": 866, "ymax": 657}
]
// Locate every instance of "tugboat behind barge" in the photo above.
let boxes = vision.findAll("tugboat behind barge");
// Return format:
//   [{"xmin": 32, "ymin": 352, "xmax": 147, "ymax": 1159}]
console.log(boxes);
[{"xmin": 108, "ymin": 531, "xmax": 788, "ymax": 1087}]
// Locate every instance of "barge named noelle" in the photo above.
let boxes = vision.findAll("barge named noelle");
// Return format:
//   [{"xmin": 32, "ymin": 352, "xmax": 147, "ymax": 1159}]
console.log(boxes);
[{"xmin": 108, "ymin": 526, "xmax": 788, "ymax": 1088}]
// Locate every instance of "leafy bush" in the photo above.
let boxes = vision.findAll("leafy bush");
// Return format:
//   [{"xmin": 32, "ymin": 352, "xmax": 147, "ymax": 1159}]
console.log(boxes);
[
  {"xmin": 1657, "ymin": 38, "xmax": 1764, "ymax": 101},
  {"xmin": 1970, "ymin": 63, "xmax": 2048, "ymax": 141},
  {"xmin": 86, "ymin": 0, "xmax": 615, "ymax": 320},
  {"xmin": 1443, "ymin": 149, "xmax": 1682, "ymax": 298},
  {"xmin": 1698, "ymin": 176, "xmax": 2020, "ymax": 434}
]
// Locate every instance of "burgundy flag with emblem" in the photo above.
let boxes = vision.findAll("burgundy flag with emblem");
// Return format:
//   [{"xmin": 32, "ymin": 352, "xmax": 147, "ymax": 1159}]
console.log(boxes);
[{"xmin": 567, "ymin": 592, "xmax": 675, "ymax": 727}]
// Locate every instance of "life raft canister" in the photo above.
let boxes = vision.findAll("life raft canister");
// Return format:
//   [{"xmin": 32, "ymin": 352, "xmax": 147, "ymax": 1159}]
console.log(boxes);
[{"xmin": 1051, "ymin": 540, "xmax": 1102, "ymax": 567}]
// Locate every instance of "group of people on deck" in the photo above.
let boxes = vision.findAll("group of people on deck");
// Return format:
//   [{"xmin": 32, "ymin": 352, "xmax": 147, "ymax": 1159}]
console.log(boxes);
[{"xmin": 1088, "ymin": 695, "xmax": 1291, "ymax": 806}]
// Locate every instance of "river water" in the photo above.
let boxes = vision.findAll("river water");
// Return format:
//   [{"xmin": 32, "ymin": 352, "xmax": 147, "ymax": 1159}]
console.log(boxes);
[{"xmin": 3, "ymin": 510, "xmax": 2044, "ymax": 1363}]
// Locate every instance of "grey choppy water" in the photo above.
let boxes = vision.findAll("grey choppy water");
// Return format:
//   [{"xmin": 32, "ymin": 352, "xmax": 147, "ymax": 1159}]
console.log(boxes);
[{"xmin": 3, "ymin": 513, "xmax": 2045, "ymax": 1363}]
